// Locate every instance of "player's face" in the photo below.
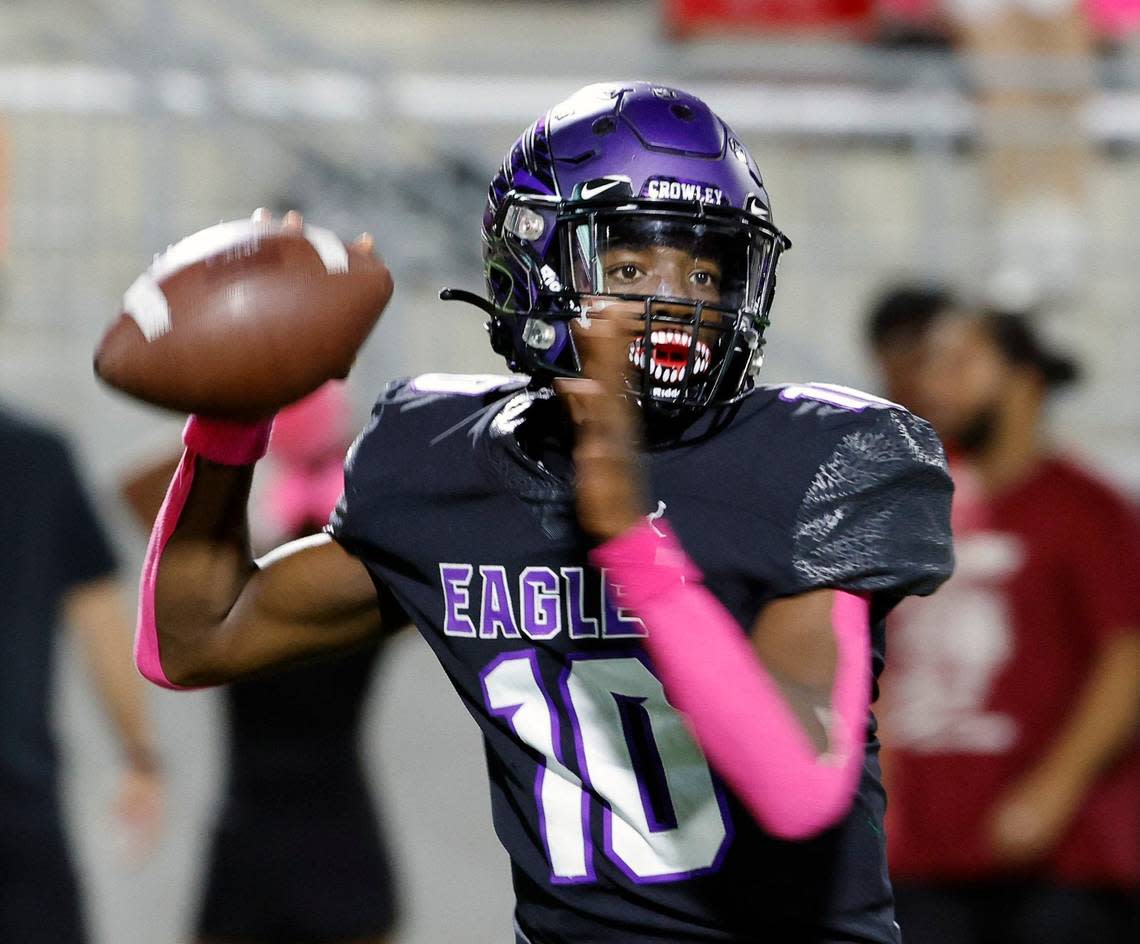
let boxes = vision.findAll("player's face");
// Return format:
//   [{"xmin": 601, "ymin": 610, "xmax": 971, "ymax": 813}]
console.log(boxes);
[
  {"xmin": 918, "ymin": 315, "xmax": 1009, "ymax": 450},
  {"xmin": 598, "ymin": 244, "xmax": 725, "ymax": 304},
  {"xmin": 588, "ymin": 242, "xmax": 725, "ymax": 392},
  {"xmin": 568, "ymin": 214, "xmax": 764, "ymax": 401}
]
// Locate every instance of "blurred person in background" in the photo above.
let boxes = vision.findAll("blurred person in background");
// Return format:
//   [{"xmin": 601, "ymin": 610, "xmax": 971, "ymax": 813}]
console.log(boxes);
[
  {"xmin": 121, "ymin": 382, "xmax": 398, "ymax": 944},
  {"xmin": 882, "ymin": 308, "xmax": 1140, "ymax": 943},
  {"xmin": 864, "ymin": 283, "xmax": 956, "ymax": 412},
  {"xmin": 0, "ymin": 401, "xmax": 162, "ymax": 944}
]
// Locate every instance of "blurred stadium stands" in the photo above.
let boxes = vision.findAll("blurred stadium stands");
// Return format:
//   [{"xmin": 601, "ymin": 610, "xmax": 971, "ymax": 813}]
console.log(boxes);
[{"xmin": 1, "ymin": 2, "xmax": 1136, "ymax": 943}]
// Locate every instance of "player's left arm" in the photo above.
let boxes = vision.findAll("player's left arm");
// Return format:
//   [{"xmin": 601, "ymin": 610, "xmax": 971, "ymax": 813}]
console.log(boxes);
[
  {"xmin": 558, "ymin": 315, "xmax": 924, "ymax": 839},
  {"xmin": 588, "ymin": 520, "xmax": 871, "ymax": 840},
  {"xmin": 748, "ymin": 587, "xmax": 849, "ymax": 755}
]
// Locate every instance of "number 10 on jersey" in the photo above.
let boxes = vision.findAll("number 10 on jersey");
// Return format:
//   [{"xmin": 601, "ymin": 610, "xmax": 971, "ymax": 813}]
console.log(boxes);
[{"xmin": 481, "ymin": 651, "xmax": 732, "ymax": 883}]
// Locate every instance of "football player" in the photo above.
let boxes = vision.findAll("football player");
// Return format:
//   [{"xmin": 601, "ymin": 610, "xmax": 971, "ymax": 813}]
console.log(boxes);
[{"xmin": 137, "ymin": 83, "xmax": 954, "ymax": 942}]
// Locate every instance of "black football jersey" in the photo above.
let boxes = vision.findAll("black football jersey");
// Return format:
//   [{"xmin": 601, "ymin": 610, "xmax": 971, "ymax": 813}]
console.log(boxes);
[{"xmin": 329, "ymin": 373, "xmax": 954, "ymax": 944}]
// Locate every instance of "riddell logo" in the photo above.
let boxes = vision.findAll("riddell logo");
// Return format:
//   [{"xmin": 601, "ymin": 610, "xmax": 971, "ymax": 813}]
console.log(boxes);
[{"xmin": 642, "ymin": 177, "xmax": 725, "ymax": 205}]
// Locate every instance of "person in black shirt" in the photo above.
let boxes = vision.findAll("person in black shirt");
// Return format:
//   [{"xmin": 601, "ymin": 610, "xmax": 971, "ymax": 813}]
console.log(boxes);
[
  {"xmin": 121, "ymin": 384, "xmax": 398, "ymax": 944},
  {"xmin": 1, "ymin": 403, "xmax": 161, "ymax": 943}
]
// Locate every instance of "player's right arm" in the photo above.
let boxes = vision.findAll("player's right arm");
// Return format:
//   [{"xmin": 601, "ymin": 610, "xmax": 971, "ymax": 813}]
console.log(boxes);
[{"xmin": 145, "ymin": 454, "xmax": 389, "ymax": 689}]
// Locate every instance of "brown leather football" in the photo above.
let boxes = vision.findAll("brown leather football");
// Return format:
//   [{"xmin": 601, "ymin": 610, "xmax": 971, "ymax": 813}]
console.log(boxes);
[{"xmin": 94, "ymin": 218, "xmax": 392, "ymax": 419}]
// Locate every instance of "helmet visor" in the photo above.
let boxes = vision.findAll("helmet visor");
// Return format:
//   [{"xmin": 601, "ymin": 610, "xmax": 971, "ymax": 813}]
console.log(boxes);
[{"xmin": 563, "ymin": 209, "xmax": 777, "ymax": 312}]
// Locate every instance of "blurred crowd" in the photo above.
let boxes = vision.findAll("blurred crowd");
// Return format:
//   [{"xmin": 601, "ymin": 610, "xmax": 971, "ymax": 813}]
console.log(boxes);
[{"xmin": 2, "ymin": 2, "xmax": 1138, "ymax": 943}]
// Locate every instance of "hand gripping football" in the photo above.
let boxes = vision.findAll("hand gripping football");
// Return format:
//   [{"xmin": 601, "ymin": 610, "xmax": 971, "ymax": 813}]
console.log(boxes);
[{"xmin": 94, "ymin": 215, "xmax": 392, "ymax": 419}]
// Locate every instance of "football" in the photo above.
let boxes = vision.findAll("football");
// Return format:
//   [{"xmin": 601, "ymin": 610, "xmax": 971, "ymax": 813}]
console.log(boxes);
[{"xmin": 94, "ymin": 216, "xmax": 392, "ymax": 419}]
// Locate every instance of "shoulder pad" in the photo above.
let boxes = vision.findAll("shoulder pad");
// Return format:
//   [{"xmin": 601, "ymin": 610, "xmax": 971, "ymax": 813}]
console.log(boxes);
[
  {"xmin": 765, "ymin": 382, "xmax": 903, "ymax": 414},
  {"xmin": 790, "ymin": 401, "xmax": 953, "ymax": 597},
  {"xmin": 408, "ymin": 373, "xmax": 523, "ymax": 396},
  {"xmin": 377, "ymin": 373, "xmax": 525, "ymax": 407}
]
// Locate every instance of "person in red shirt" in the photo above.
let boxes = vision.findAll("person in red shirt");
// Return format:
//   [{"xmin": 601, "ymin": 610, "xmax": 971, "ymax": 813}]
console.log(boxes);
[{"xmin": 882, "ymin": 309, "xmax": 1140, "ymax": 943}]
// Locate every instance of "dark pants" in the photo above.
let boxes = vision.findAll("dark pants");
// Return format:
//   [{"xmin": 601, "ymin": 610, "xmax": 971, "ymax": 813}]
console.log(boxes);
[
  {"xmin": 0, "ymin": 805, "xmax": 87, "ymax": 944},
  {"xmin": 894, "ymin": 880, "xmax": 1138, "ymax": 944}
]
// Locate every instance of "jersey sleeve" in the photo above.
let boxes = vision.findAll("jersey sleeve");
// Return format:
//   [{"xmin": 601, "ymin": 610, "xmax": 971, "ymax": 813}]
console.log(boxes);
[
  {"xmin": 325, "ymin": 381, "xmax": 405, "ymax": 559},
  {"xmin": 789, "ymin": 407, "xmax": 954, "ymax": 599},
  {"xmin": 326, "ymin": 373, "xmax": 523, "ymax": 559}
]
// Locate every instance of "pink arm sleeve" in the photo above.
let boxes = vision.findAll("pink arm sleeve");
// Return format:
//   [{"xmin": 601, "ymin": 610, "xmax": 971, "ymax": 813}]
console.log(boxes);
[
  {"xmin": 591, "ymin": 519, "xmax": 871, "ymax": 840},
  {"xmin": 134, "ymin": 416, "xmax": 273, "ymax": 689}
]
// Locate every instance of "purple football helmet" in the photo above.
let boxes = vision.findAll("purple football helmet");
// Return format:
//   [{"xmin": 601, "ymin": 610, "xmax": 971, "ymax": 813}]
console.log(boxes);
[{"xmin": 445, "ymin": 81, "xmax": 791, "ymax": 411}]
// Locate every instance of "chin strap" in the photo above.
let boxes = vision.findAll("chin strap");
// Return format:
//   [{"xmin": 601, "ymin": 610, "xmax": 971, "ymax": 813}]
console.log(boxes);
[
  {"xmin": 439, "ymin": 288, "xmax": 582, "ymax": 379},
  {"xmin": 439, "ymin": 288, "xmax": 522, "ymax": 367}
]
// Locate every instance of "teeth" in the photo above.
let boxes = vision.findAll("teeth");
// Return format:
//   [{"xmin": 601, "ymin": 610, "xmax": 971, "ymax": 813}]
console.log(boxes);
[
  {"xmin": 650, "ymin": 330, "xmax": 695, "ymax": 348},
  {"xmin": 631, "ymin": 332, "xmax": 716, "ymax": 383}
]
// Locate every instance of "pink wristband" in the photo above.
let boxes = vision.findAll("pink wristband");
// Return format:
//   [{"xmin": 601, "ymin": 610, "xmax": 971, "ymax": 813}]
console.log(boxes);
[{"xmin": 182, "ymin": 414, "xmax": 273, "ymax": 466}]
